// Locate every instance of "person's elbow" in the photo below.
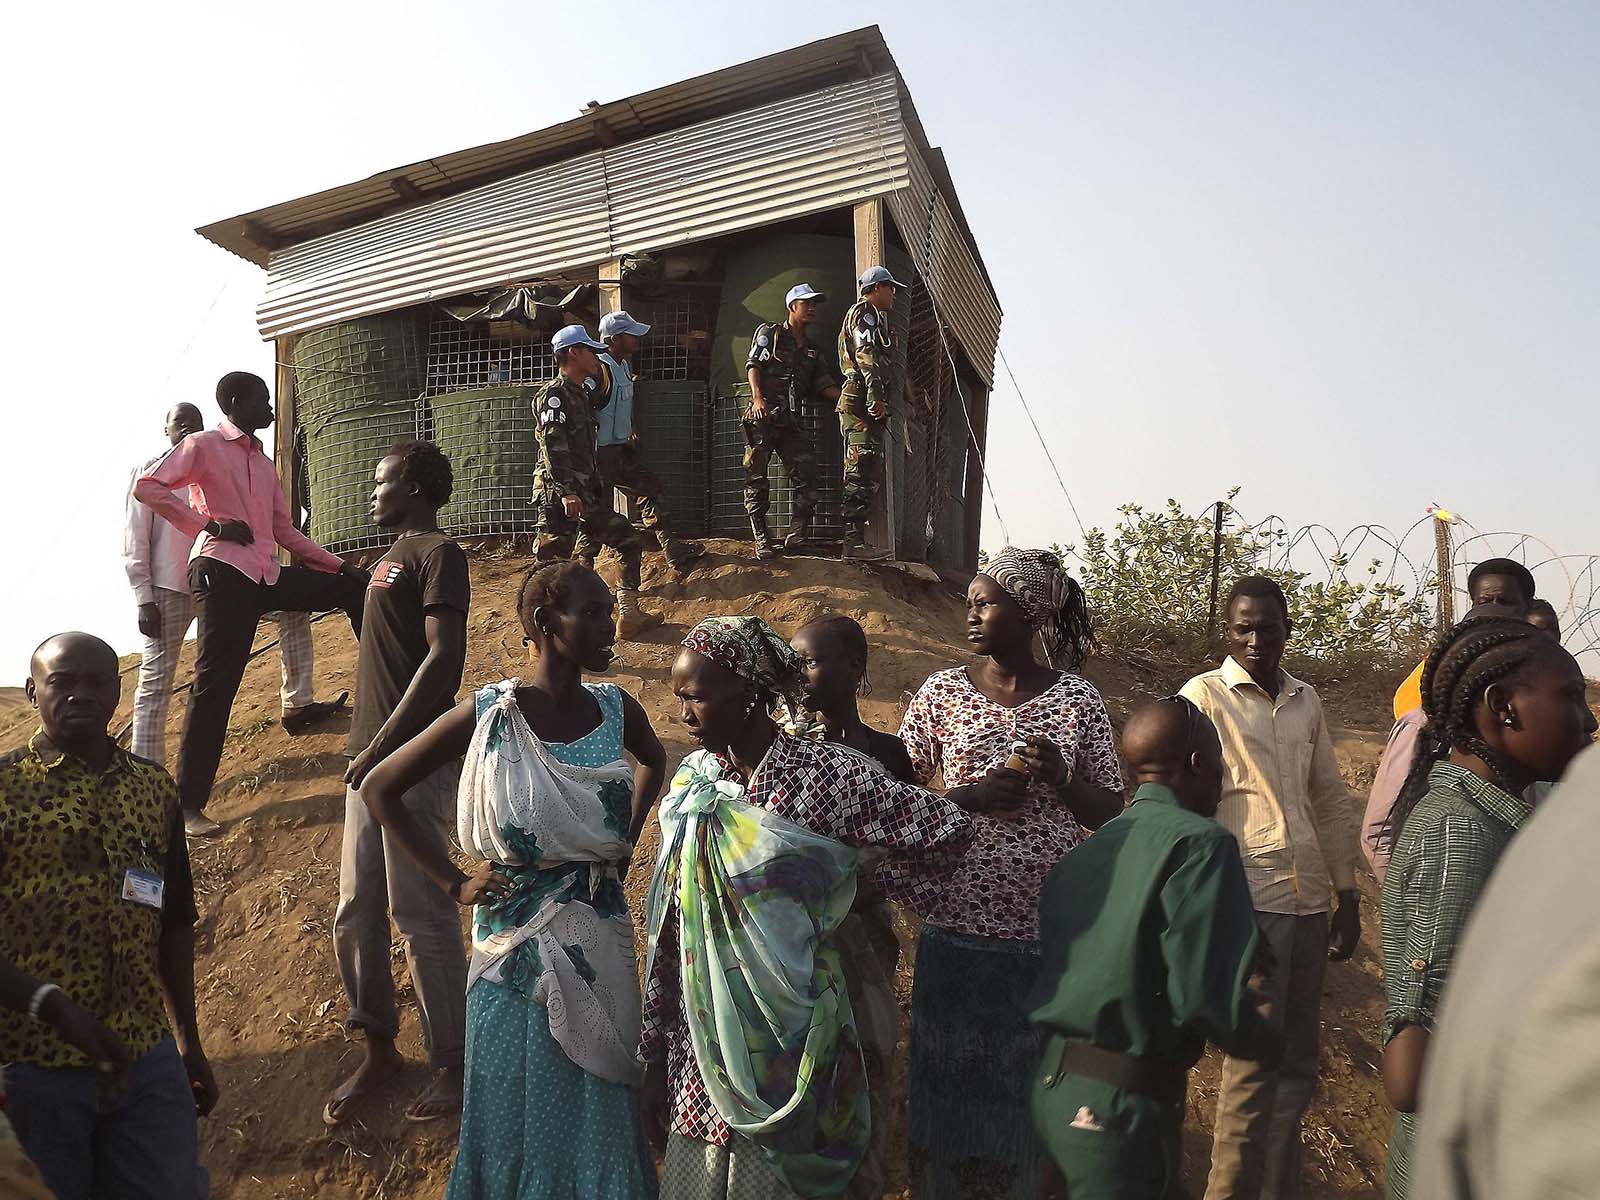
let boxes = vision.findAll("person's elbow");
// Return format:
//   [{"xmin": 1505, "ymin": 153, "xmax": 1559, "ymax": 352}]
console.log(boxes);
[
  {"xmin": 640, "ymin": 738, "xmax": 668, "ymax": 773},
  {"xmin": 358, "ymin": 770, "xmax": 400, "ymax": 824},
  {"xmin": 1383, "ymin": 1024, "xmax": 1429, "ymax": 1112}
]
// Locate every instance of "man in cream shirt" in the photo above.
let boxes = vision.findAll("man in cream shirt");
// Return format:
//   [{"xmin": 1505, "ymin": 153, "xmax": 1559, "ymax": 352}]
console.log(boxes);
[{"xmin": 1181, "ymin": 575, "xmax": 1358, "ymax": 1200}]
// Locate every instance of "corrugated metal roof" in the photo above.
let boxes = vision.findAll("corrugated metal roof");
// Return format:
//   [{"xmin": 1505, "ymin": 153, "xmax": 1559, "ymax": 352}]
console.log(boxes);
[
  {"xmin": 199, "ymin": 27, "xmax": 909, "ymax": 267},
  {"xmin": 207, "ymin": 26, "xmax": 1000, "ymax": 380},
  {"xmin": 257, "ymin": 75, "xmax": 910, "ymax": 340}
]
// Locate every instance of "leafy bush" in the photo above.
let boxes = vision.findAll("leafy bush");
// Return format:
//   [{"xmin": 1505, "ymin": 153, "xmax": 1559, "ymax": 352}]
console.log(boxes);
[{"xmin": 984, "ymin": 491, "xmax": 1436, "ymax": 681}]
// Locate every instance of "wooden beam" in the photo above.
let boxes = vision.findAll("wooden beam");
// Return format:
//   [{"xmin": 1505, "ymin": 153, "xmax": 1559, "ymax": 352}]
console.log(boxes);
[
  {"xmin": 597, "ymin": 258, "xmax": 625, "ymax": 315},
  {"xmin": 274, "ymin": 335, "xmax": 301, "ymax": 564},
  {"xmin": 388, "ymin": 176, "xmax": 423, "ymax": 202},
  {"xmin": 852, "ymin": 198, "xmax": 896, "ymax": 559},
  {"xmin": 239, "ymin": 219, "xmax": 280, "ymax": 254}
]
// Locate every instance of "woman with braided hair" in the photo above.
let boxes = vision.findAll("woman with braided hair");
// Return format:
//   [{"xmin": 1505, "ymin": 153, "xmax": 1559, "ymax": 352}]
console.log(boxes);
[
  {"xmin": 897, "ymin": 547, "xmax": 1125, "ymax": 1199},
  {"xmin": 1378, "ymin": 613, "xmax": 1595, "ymax": 1199}
]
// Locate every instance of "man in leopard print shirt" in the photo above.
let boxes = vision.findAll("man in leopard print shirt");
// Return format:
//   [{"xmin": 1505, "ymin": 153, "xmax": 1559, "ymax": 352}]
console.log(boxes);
[{"xmin": 1, "ymin": 633, "xmax": 217, "ymax": 1198}]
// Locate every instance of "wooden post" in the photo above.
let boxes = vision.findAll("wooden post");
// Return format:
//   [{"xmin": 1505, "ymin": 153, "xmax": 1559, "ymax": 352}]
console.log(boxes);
[
  {"xmin": 598, "ymin": 257, "xmax": 624, "ymax": 318},
  {"xmin": 961, "ymin": 383, "xmax": 989, "ymax": 571},
  {"xmin": 1208, "ymin": 501, "xmax": 1227, "ymax": 645},
  {"xmin": 274, "ymin": 335, "xmax": 299, "ymax": 565},
  {"xmin": 596, "ymin": 258, "xmax": 636, "ymax": 521},
  {"xmin": 1435, "ymin": 516, "xmax": 1455, "ymax": 632},
  {"xmin": 852, "ymin": 198, "xmax": 897, "ymax": 558}
]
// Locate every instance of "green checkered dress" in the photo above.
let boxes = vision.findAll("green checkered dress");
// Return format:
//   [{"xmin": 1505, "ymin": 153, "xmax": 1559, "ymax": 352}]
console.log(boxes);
[{"xmin": 1380, "ymin": 760, "xmax": 1535, "ymax": 1199}]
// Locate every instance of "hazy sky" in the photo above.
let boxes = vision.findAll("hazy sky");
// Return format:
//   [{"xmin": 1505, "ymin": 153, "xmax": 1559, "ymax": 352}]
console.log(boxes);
[{"xmin": 3, "ymin": 0, "xmax": 1595, "ymax": 680}]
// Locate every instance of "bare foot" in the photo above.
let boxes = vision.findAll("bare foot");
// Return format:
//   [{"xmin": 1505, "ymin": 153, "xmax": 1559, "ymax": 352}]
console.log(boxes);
[
  {"xmin": 404, "ymin": 1066, "xmax": 464, "ymax": 1123},
  {"xmin": 322, "ymin": 1040, "xmax": 405, "ymax": 1126}
]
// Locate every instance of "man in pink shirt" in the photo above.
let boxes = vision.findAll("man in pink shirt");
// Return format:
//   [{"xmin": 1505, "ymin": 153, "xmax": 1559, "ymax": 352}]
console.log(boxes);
[{"xmin": 135, "ymin": 371, "xmax": 368, "ymax": 837}]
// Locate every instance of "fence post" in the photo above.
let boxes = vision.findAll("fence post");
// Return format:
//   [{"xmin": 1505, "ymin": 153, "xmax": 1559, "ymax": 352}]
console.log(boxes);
[
  {"xmin": 1208, "ymin": 501, "xmax": 1226, "ymax": 643},
  {"xmin": 1435, "ymin": 515, "xmax": 1455, "ymax": 632}
]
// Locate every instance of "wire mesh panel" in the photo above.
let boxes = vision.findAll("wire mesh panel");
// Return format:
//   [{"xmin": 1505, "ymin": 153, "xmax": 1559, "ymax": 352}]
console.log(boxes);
[
  {"xmin": 709, "ymin": 386, "xmax": 843, "ymax": 543},
  {"xmin": 424, "ymin": 313, "xmax": 557, "ymax": 396},
  {"xmin": 631, "ymin": 380, "xmax": 709, "ymax": 537},
  {"xmin": 430, "ymin": 388, "xmax": 542, "ymax": 539},
  {"xmin": 898, "ymin": 410, "xmax": 931, "ymax": 559},
  {"xmin": 900, "ymin": 274, "xmax": 951, "ymax": 562},
  {"xmin": 305, "ymin": 402, "xmax": 420, "ymax": 554},
  {"xmin": 293, "ymin": 313, "xmax": 427, "ymax": 425},
  {"xmin": 629, "ymin": 289, "xmax": 719, "ymax": 383},
  {"xmin": 931, "ymin": 390, "xmax": 971, "ymax": 569}
]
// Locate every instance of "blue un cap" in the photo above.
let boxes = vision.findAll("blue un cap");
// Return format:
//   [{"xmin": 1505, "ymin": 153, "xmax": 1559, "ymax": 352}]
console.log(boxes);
[
  {"xmin": 599, "ymin": 310, "xmax": 651, "ymax": 339},
  {"xmin": 551, "ymin": 324, "xmax": 607, "ymax": 353},
  {"xmin": 785, "ymin": 283, "xmax": 827, "ymax": 306},
  {"xmin": 857, "ymin": 265, "xmax": 907, "ymax": 293}
]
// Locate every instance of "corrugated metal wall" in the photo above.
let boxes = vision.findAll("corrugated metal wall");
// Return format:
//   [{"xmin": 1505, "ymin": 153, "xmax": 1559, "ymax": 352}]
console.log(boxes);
[
  {"xmin": 259, "ymin": 75, "xmax": 909, "ymax": 340},
  {"xmin": 884, "ymin": 144, "xmax": 1002, "ymax": 386}
]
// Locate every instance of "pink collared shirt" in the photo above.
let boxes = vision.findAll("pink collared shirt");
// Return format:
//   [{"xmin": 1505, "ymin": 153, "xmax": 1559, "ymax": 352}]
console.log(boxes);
[{"xmin": 134, "ymin": 420, "xmax": 342, "ymax": 585}]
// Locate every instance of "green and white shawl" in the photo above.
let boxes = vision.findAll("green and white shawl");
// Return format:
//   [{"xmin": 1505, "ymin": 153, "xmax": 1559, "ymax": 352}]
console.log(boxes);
[
  {"xmin": 459, "ymin": 680, "xmax": 642, "ymax": 1086},
  {"xmin": 644, "ymin": 748, "xmax": 868, "ymax": 1199}
]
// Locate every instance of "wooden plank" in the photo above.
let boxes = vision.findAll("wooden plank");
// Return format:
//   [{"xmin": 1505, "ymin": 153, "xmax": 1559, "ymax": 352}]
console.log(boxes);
[
  {"xmin": 274, "ymin": 335, "xmax": 300, "ymax": 564},
  {"xmin": 388, "ymin": 176, "xmax": 423, "ymax": 202},
  {"xmin": 597, "ymin": 256, "xmax": 625, "ymax": 317},
  {"xmin": 852, "ymin": 198, "xmax": 896, "ymax": 558}
]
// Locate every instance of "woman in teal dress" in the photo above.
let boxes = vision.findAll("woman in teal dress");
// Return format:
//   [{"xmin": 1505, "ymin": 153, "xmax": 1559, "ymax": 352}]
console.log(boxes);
[{"xmin": 361, "ymin": 561, "xmax": 667, "ymax": 1199}]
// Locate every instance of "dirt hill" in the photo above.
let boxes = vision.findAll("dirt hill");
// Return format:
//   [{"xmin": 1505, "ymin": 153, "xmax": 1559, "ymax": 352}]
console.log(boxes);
[{"xmin": 0, "ymin": 543, "xmax": 1409, "ymax": 1199}]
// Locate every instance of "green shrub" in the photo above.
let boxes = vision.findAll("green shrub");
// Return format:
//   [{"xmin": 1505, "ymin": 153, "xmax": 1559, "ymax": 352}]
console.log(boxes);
[{"xmin": 984, "ymin": 491, "xmax": 1436, "ymax": 682}]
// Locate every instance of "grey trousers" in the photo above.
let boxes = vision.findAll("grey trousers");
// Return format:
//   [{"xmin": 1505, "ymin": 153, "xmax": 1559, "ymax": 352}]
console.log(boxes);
[
  {"xmin": 333, "ymin": 763, "xmax": 467, "ymax": 1067},
  {"xmin": 1205, "ymin": 911, "xmax": 1329, "ymax": 1200},
  {"xmin": 5, "ymin": 1037, "xmax": 206, "ymax": 1200},
  {"xmin": 131, "ymin": 588, "xmax": 315, "ymax": 764}
]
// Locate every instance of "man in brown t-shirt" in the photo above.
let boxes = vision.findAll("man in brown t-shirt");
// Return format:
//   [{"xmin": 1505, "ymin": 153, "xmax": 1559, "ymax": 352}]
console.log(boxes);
[{"xmin": 326, "ymin": 441, "xmax": 471, "ymax": 1126}]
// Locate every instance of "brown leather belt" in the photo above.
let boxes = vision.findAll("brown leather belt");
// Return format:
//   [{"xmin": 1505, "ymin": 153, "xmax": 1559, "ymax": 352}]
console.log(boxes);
[{"xmin": 1043, "ymin": 1038, "xmax": 1187, "ymax": 1107}]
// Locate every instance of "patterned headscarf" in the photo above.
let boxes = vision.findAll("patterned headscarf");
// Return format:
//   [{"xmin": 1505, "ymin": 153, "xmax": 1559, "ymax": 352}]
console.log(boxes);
[
  {"xmin": 681, "ymin": 617, "xmax": 806, "ymax": 715},
  {"xmin": 978, "ymin": 546, "xmax": 1095, "ymax": 670}
]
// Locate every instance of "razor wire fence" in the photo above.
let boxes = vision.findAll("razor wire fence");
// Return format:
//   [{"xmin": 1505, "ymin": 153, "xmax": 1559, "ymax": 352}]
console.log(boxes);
[{"xmin": 1018, "ymin": 490, "xmax": 1599, "ymax": 675}]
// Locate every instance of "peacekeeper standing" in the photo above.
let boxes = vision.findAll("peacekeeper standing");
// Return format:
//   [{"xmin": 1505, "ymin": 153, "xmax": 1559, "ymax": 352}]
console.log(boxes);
[
  {"xmin": 743, "ymin": 283, "xmax": 837, "ymax": 560},
  {"xmin": 837, "ymin": 265, "xmax": 904, "ymax": 561},
  {"xmin": 531, "ymin": 323, "xmax": 662, "ymax": 639},
  {"xmin": 583, "ymin": 309, "xmax": 706, "ymax": 575}
]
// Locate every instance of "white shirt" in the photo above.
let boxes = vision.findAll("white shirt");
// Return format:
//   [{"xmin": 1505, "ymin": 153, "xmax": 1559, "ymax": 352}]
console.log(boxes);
[
  {"xmin": 1180, "ymin": 656, "xmax": 1356, "ymax": 915},
  {"xmin": 124, "ymin": 450, "xmax": 199, "ymax": 605}
]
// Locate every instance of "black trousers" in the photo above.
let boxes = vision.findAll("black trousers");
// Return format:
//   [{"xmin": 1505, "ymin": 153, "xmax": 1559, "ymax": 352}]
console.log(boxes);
[{"xmin": 176, "ymin": 557, "xmax": 365, "ymax": 813}]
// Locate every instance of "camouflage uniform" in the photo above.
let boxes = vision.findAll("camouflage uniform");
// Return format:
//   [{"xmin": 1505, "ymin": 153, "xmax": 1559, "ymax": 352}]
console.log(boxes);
[
  {"xmin": 530, "ymin": 369, "xmax": 642, "ymax": 589},
  {"xmin": 743, "ymin": 321, "xmax": 833, "ymax": 538},
  {"xmin": 837, "ymin": 298, "xmax": 896, "ymax": 528}
]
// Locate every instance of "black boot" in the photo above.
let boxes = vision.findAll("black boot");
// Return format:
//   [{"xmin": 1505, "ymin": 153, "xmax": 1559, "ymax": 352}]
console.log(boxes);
[
  {"xmin": 751, "ymin": 517, "xmax": 781, "ymax": 561},
  {"xmin": 842, "ymin": 521, "xmax": 890, "ymax": 561},
  {"xmin": 781, "ymin": 510, "xmax": 814, "ymax": 554},
  {"xmin": 664, "ymin": 538, "xmax": 708, "ymax": 573}
]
